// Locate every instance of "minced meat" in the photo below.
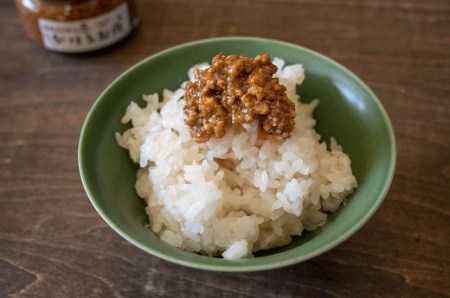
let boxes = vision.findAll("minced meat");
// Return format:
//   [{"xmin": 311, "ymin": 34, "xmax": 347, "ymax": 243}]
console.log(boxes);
[{"xmin": 184, "ymin": 53, "xmax": 296, "ymax": 143}]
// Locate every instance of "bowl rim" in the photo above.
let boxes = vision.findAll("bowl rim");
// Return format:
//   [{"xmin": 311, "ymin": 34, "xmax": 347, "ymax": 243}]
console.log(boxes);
[{"xmin": 78, "ymin": 36, "xmax": 396, "ymax": 272}]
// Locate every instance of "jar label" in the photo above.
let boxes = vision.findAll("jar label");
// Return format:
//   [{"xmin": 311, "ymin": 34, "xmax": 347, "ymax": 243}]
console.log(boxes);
[{"xmin": 38, "ymin": 3, "xmax": 131, "ymax": 53}]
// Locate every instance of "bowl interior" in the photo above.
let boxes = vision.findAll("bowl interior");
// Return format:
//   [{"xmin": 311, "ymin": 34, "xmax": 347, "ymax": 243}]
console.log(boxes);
[{"xmin": 79, "ymin": 37, "xmax": 395, "ymax": 271}]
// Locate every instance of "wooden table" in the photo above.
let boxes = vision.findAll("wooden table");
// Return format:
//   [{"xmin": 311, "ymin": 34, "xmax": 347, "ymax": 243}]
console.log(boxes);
[{"xmin": 1, "ymin": 0, "xmax": 449, "ymax": 297}]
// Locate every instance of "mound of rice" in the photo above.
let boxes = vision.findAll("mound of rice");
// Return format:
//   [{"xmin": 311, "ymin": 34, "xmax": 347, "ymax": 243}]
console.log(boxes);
[{"xmin": 116, "ymin": 58, "xmax": 357, "ymax": 259}]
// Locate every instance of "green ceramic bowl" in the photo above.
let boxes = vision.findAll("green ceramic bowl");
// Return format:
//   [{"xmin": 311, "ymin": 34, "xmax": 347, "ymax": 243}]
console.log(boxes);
[{"xmin": 79, "ymin": 37, "xmax": 396, "ymax": 272}]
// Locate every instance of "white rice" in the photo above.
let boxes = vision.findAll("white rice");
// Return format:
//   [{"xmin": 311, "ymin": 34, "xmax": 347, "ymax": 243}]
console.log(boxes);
[{"xmin": 116, "ymin": 58, "xmax": 357, "ymax": 259}]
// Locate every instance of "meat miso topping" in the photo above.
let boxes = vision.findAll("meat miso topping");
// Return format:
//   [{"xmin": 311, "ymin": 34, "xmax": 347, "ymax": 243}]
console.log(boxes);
[{"xmin": 184, "ymin": 53, "xmax": 296, "ymax": 143}]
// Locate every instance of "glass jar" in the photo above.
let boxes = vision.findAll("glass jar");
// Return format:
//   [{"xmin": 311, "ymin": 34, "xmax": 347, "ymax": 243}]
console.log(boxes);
[{"xmin": 15, "ymin": 0, "xmax": 139, "ymax": 53}]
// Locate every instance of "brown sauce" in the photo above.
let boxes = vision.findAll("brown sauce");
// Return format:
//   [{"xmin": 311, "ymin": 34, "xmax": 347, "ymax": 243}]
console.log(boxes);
[{"xmin": 184, "ymin": 53, "xmax": 296, "ymax": 143}]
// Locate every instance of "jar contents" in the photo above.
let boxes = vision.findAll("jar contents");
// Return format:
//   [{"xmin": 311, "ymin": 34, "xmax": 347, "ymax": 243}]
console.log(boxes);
[
  {"xmin": 15, "ymin": 0, "xmax": 139, "ymax": 53},
  {"xmin": 184, "ymin": 53, "xmax": 296, "ymax": 143}
]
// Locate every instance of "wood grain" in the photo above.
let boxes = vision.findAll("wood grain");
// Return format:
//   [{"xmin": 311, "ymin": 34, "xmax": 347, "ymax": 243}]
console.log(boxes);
[{"xmin": 1, "ymin": 0, "xmax": 449, "ymax": 297}]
